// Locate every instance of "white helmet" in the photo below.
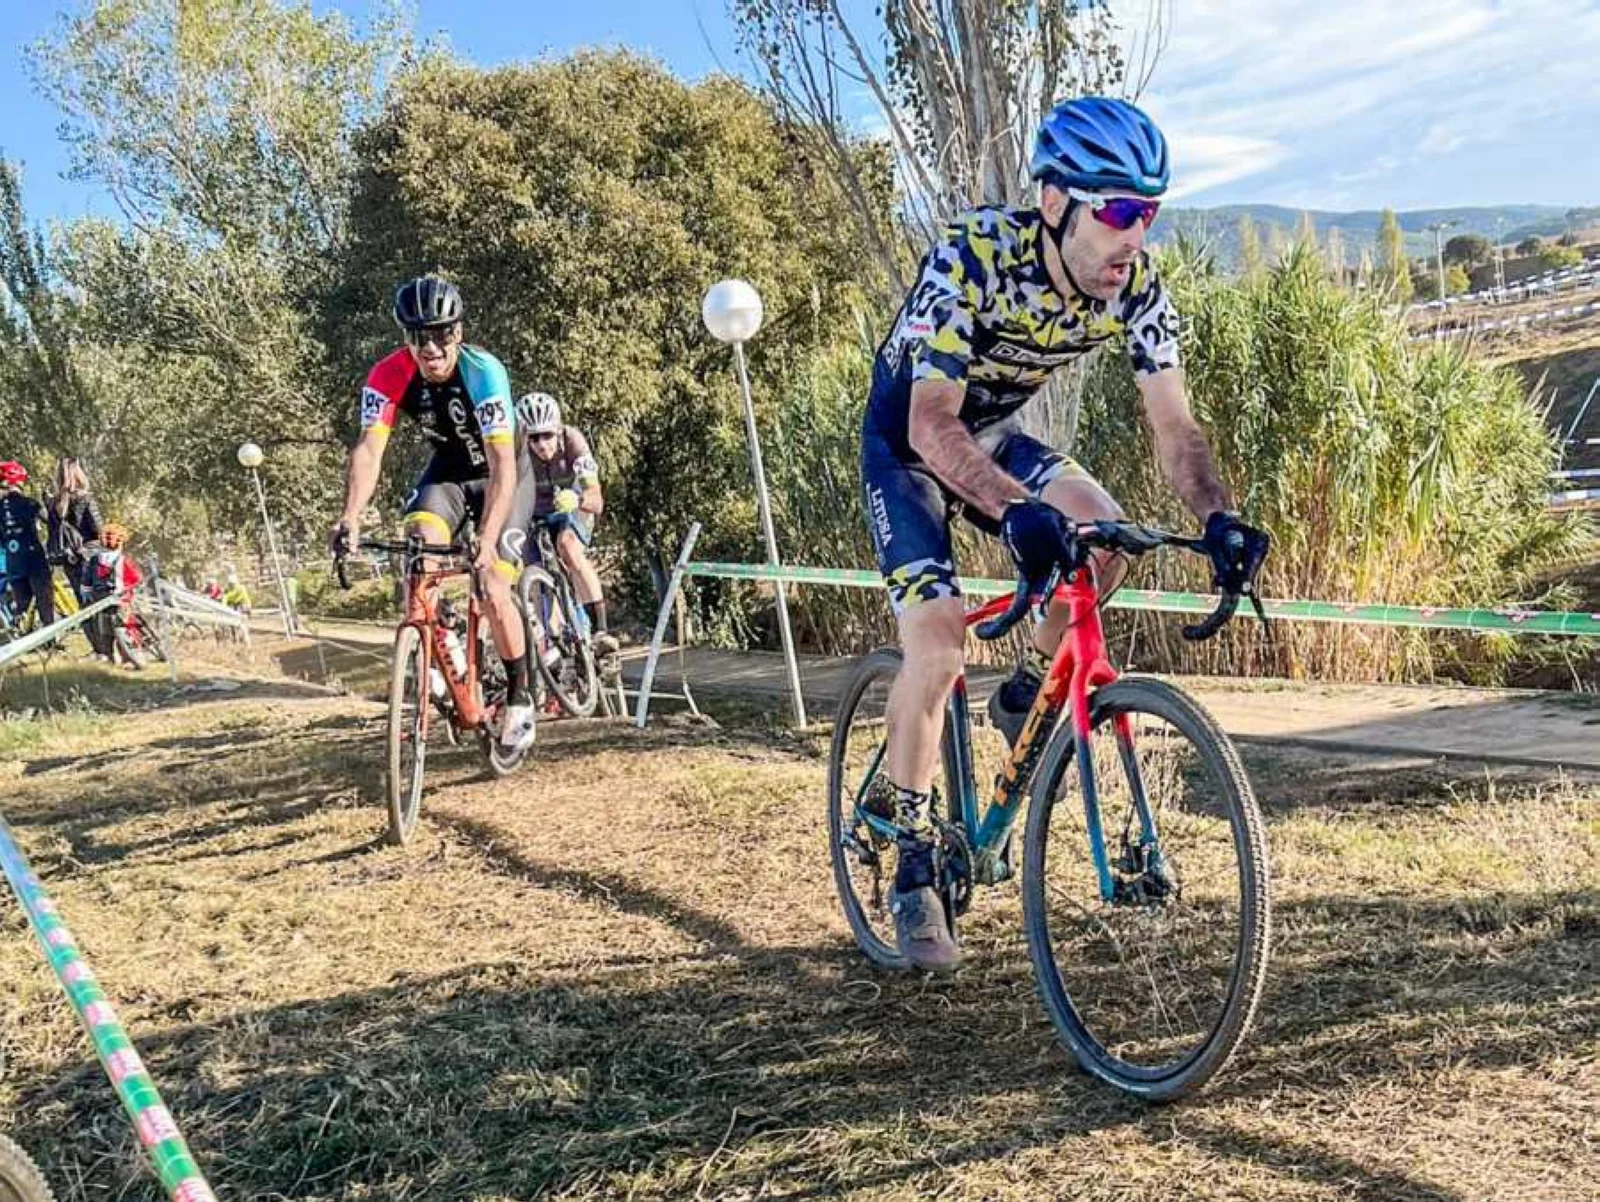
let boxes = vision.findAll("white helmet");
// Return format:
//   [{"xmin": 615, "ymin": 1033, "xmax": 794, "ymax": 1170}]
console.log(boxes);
[{"xmin": 516, "ymin": 391, "xmax": 561, "ymax": 435}]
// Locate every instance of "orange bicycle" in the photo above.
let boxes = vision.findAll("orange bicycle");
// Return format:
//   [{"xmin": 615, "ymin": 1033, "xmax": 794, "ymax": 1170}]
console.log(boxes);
[{"xmin": 336, "ymin": 529, "xmax": 531, "ymax": 844}]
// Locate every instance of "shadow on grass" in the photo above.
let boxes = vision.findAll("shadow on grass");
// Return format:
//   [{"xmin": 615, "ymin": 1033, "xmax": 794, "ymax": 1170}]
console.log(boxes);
[
  {"xmin": 7, "ymin": 703, "xmax": 1594, "ymax": 1200},
  {"xmin": 19, "ymin": 874, "xmax": 1581, "ymax": 1199}
]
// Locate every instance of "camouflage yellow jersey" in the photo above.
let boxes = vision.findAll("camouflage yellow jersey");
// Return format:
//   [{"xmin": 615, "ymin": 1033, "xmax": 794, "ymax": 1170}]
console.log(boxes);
[
  {"xmin": 866, "ymin": 204, "xmax": 1180, "ymax": 457},
  {"xmin": 861, "ymin": 204, "xmax": 1181, "ymax": 613}
]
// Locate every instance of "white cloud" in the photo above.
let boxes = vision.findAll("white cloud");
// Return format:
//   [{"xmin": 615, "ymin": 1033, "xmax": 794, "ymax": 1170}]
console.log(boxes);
[
  {"xmin": 1136, "ymin": 0, "xmax": 1600, "ymax": 207},
  {"xmin": 1163, "ymin": 133, "xmax": 1287, "ymax": 201}
]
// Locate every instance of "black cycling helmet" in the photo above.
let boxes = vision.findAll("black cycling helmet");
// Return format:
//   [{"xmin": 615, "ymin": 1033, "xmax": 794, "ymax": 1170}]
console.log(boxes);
[{"xmin": 392, "ymin": 276, "xmax": 463, "ymax": 330}]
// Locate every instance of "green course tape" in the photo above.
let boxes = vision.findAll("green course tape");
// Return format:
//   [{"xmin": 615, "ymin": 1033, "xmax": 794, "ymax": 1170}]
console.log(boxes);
[
  {"xmin": 685, "ymin": 561, "xmax": 1600, "ymax": 637},
  {"xmin": 0, "ymin": 819, "xmax": 218, "ymax": 1202}
]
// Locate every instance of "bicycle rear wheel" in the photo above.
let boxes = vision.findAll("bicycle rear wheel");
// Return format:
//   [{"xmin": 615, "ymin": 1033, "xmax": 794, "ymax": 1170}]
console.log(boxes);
[
  {"xmin": 133, "ymin": 614, "xmax": 167, "ymax": 662},
  {"xmin": 1022, "ymin": 676, "xmax": 1270, "ymax": 1100},
  {"xmin": 386, "ymin": 624, "xmax": 430, "ymax": 845},
  {"xmin": 0, "ymin": 1134, "xmax": 56, "ymax": 1202},
  {"xmin": 112, "ymin": 625, "xmax": 146, "ymax": 669},
  {"xmin": 826, "ymin": 648, "xmax": 970, "ymax": 969}
]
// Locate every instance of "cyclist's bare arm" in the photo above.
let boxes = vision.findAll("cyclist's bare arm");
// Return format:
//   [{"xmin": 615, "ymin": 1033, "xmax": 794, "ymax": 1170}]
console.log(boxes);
[
  {"xmin": 1138, "ymin": 369, "xmax": 1230, "ymax": 519},
  {"xmin": 477, "ymin": 437, "xmax": 519, "ymax": 552},
  {"xmin": 908, "ymin": 379, "xmax": 1027, "ymax": 521},
  {"xmin": 339, "ymin": 428, "xmax": 388, "ymax": 528},
  {"xmin": 578, "ymin": 481, "xmax": 602, "ymax": 516}
]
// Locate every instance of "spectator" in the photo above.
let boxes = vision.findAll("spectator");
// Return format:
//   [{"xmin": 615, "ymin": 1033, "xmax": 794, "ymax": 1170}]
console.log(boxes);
[
  {"xmin": 47, "ymin": 456, "xmax": 104, "ymax": 603},
  {"xmin": 0, "ymin": 460, "xmax": 54, "ymax": 629}
]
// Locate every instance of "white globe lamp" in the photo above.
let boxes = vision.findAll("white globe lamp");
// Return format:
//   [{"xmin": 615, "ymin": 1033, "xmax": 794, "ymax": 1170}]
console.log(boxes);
[{"xmin": 701, "ymin": 278, "xmax": 764, "ymax": 344}]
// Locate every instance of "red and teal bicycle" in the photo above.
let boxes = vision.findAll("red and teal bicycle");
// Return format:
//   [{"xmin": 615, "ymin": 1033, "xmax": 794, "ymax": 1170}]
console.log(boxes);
[{"xmin": 828, "ymin": 519, "xmax": 1271, "ymax": 1100}]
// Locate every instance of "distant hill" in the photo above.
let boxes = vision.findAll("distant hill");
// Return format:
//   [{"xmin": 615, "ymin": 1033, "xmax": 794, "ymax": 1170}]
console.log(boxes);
[{"xmin": 1153, "ymin": 204, "xmax": 1598, "ymax": 271}]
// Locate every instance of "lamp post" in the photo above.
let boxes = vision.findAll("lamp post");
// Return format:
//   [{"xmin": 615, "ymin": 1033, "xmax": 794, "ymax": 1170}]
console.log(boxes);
[
  {"xmin": 1425, "ymin": 220, "xmax": 1457, "ymax": 301},
  {"xmin": 235, "ymin": 441, "xmax": 295, "ymax": 638},
  {"xmin": 1494, "ymin": 216, "xmax": 1507, "ymax": 297},
  {"xmin": 701, "ymin": 279, "xmax": 807, "ymax": 728}
]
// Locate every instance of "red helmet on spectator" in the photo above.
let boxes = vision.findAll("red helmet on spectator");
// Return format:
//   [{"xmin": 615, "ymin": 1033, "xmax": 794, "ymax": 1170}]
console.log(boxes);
[{"xmin": 0, "ymin": 460, "xmax": 27, "ymax": 487}]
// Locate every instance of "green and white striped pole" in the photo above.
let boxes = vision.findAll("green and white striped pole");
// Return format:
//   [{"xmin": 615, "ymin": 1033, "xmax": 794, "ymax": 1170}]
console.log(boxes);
[{"xmin": 0, "ymin": 818, "xmax": 217, "ymax": 1202}]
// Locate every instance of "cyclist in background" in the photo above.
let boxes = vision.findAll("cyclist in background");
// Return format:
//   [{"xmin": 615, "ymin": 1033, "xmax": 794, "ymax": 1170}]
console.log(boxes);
[
  {"xmin": 516, "ymin": 392, "xmax": 619, "ymax": 657},
  {"xmin": 222, "ymin": 570, "xmax": 253, "ymax": 616},
  {"xmin": 332, "ymin": 277, "xmax": 540, "ymax": 754}
]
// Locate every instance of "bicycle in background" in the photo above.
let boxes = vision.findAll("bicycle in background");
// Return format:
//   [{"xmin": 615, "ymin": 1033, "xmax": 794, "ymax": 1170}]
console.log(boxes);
[
  {"xmin": 519, "ymin": 521, "xmax": 604, "ymax": 718},
  {"xmin": 336, "ymin": 527, "xmax": 532, "ymax": 845}
]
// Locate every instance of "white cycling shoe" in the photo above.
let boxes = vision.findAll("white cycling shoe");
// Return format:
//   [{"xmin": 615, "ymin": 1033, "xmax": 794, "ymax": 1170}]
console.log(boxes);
[{"xmin": 498, "ymin": 700, "xmax": 538, "ymax": 753}]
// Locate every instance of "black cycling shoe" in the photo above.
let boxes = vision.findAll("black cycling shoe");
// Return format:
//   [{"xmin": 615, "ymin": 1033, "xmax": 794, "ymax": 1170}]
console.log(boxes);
[{"xmin": 986, "ymin": 668, "xmax": 1040, "ymax": 748}]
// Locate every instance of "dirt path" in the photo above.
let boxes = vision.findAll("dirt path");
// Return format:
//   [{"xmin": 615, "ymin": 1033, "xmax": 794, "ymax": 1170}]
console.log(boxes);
[
  {"xmin": 623, "ymin": 647, "xmax": 1600, "ymax": 770},
  {"xmin": 239, "ymin": 623, "xmax": 1600, "ymax": 770},
  {"xmin": 2, "ymin": 652, "xmax": 1594, "ymax": 1200}
]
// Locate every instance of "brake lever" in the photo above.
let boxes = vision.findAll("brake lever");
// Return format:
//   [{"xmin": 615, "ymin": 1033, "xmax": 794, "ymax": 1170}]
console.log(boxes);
[
  {"xmin": 1247, "ymin": 589, "xmax": 1275, "ymax": 650},
  {"xmin": 1182, "ymin": 590, "xmax": 1239, "ymax": 641},
  {"xmin": 975, "ymin": 575, "xmax": 1032, "ymax": 641},
  {"xmin": 1033, "ymin": 564, "xmax": 1062, "ymax": 623},
  {"xmin": 332, "ymin": 532, "xmax": 352, "ymax": 591}
]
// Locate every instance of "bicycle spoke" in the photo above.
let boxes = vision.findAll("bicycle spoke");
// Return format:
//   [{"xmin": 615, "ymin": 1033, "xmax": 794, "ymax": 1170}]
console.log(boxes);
[
  {"xmin": 828, "ymin": 652, "xmax": 915, "ymax": 967},
  {"xmin": 1026, "ymin": 679, "xmax": 1268, "ymax": 1095}
]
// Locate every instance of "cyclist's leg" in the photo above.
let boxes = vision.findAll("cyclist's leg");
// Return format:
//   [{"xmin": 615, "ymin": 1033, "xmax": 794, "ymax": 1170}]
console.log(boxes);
[
  {"xmin": 459, "ymin": 475, "xmax": 532, "ymax": 669},
  {"xmin": 401, "ymin": 472, "xmax": 480, "ymax": 658},
  {"xmin": 5, "ymin": 575, "xmax": 33, "ymax": 629},
  {"xmin": 401, "ymin": 473, "xmax": 463, "ymax": 565},
  {"xmin": 550, "ymin": 513, "xmax": 613, "ymax": 649},
  {"xmin": 863, "ymin": 428, "xmax": 963, "ymax": 970},
  {"xmin": 11, "ymin": 570, "xmax": 50, "ymax": 629}
]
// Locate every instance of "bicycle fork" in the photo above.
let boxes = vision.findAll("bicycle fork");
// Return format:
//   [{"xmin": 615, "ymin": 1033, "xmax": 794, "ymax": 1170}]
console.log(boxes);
[{"xmin": 1078, "ymin": 707, "xmax": 1167, "ymax": 904}]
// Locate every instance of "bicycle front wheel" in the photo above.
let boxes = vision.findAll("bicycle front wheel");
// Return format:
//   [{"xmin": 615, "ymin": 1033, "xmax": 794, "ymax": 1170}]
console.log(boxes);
[
  {"xmin": 521, "ymin": 569, "xmax": 598, "ymax": 717},
  {"xmin": 0, "ymin": 1134, "xmax": 56, "ymax": 1202},
  {"xmin": 386, "ymin": 624, "xmax": 430, "ymax": 845},
  {"xmin": 1022, "ymin": 675, "xmax": 1270, "ymax": 1100}
]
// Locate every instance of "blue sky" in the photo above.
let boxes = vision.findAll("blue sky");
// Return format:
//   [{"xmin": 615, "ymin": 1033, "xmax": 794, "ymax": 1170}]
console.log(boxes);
[{"xmin": 3, "ymin": 0, "xmax": 1597, "ymax": 223}]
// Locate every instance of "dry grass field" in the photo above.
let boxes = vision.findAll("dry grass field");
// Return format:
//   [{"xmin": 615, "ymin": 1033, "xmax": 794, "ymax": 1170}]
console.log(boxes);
[{"xmin": 0, "ymin": 650, "xmax": 1595, "ymax": 1201}]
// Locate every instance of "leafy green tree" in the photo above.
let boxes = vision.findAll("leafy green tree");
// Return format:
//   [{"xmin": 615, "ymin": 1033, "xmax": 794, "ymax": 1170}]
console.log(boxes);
[
  {"xmin": 0, "ymin": 158, "xmax": 93, "ymax": 465},
  {"xmin": 1444, "ymin": 264, "xmax": 1471, "ymax": 295},
  {"xmin": 1409, "ymin": 259, "xmax": 1439, "ymax": 301},
  {"xmin": 1515, "ymin": 236, "xmax": 1543, "ymax": 256},
  {"xmin": 28, "ymin": 0, "xmax": 411, "ymax": 539},
  {"xmin": 1442, "ymin": 234, "xmax": 1491, "ymax": 268},
  {"xmin": 333, "ymin": 51, "xmax": 889, "ymax": 593},
  {"xmin": 1540, "ymin": 244, "xmax": 1583, "ymax": 269},
  {"xmin": 1376, "ymin": 208, "xmax": 1412, "ymax": 302}
]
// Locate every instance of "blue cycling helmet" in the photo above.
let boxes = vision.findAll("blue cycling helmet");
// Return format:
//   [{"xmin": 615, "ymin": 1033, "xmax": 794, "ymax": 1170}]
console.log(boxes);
[{"xmin": 1030, "ymin": 96, "xmax": 1169, "ymax": 197}]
